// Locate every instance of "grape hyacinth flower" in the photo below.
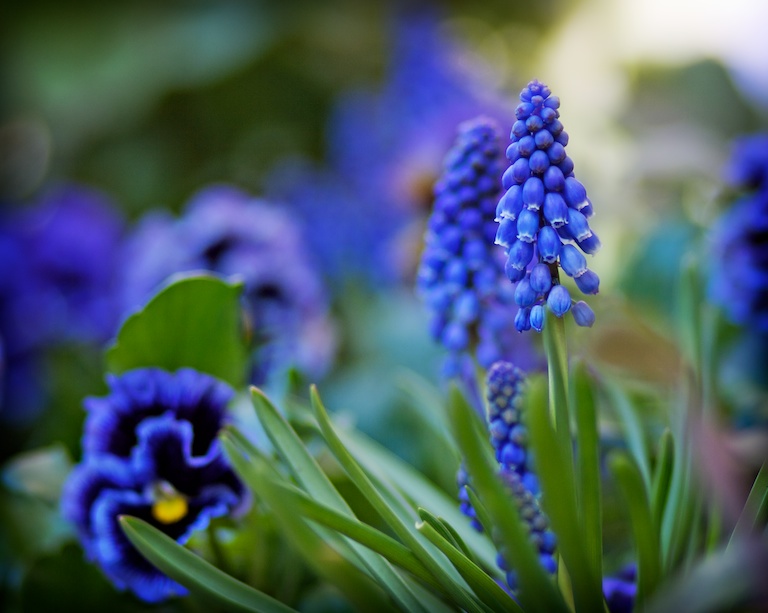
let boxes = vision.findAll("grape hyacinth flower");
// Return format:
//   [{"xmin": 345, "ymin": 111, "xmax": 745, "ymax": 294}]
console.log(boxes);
[
  {"xmin": 603, "ymin": 565, "xmax": 638, "ymax": 613},
  {"xmin": 62, "ymin": 368, "xmax": 249, "ymax": 603},
  {"xmin": 710, "ymin": 134, "xmax": 768, "ymax": 331},
  {"xmin": 417, "ymin": 117, "xmax": 534, "ymax": 377},
  {"xmin": 458, "ymin": 361, "xmax": 556, "ymax": 591},
  {"xmin": 119, "ymin": 185, "xmax": 335, "ymax": 384},
  {"xmin": 496, "ymin": 80, "xmax": 601, "ymax": 332}
]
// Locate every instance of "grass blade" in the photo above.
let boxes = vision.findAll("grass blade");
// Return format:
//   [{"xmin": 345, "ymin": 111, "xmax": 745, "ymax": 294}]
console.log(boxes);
[
  {"xmin": 311, "ymin": 385, "xmax": 488, "ymax": 613},
  {"xmin": 120, "ymin": 516, "xmax": 296, "ymax": 613},
  {"xmin": 571, "ymin": 359, "xmax": 603, "ymax": 583},
  {"xmin": 729, "ymin": 461, "xmax": 768, "ymax": 548},
  {"xmin": 609, "ymin": 452, "xmax": 662, "ymax": 605},
  {"xmin": 651, "ymin": 428, "xmax": 675, "ymax": 537},
  {"xmin": 416, "ymin": 508, "xmax": 522, "ymax": 613}
]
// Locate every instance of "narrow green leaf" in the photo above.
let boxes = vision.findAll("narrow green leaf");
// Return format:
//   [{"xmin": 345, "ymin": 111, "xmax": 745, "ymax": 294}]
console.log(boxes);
[
  {"xmin": 311, "ymin": 386, "xmax": 487, "ymax": 613},
  {"xmin": 416, "ymin": 510, "xmax": 522, "ymax": 613},
  {"xmin": 107, "ymin": 274, "xmax": 248, "ymax": 386},
  {"xmin": 339, "ymin": 427, "xmax": 499, "ymax": 574},
  {"xmin": 542, "ymin": 312, "xmax": 575, "ymax": 479},
  {"xmin": 651, "ymin": 429, "xmax": 675, "ymax": 537},
  {"xmin": 602, "ymin": 377, "xmax": 652, "ymax": 487},
  {"xmin": 120, "ymin": 516, "xmax": 296, "ymax": 613},
  {"xmin": 526, "ymin": 375, "xmax": 605, "ymax": 613},
  {"xmin": 223, "ymin": 433, "xmax": 436, "ymax": 589},
  {"xmin": 571, "ymin": 359, "xmax": 603, "ymax": 582},
  {"xmin": 729, "ymin": 461, "xmax": 768, "ymax": 548},
  {"xmin": 609, "ymin": 452, "xmax": 662, "ymax": 605},
  {"xmin": 449, "ymin": 384, "xmax": 570, "ymax": 613},
  {"xmin": 228, "ymin": 399, "xmax": 428, "ymax": 613}
]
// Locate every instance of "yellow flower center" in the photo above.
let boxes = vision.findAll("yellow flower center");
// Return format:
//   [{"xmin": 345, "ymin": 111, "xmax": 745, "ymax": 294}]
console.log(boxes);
[{"xmin": 150, "ymin": 482, "xmax": 188, "ymax": 524}]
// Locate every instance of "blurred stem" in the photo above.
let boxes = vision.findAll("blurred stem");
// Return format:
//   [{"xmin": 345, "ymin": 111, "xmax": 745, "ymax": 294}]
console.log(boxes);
[{"xmin": 207, "ymin": 521, "xmax": 230, "ymax": 577}]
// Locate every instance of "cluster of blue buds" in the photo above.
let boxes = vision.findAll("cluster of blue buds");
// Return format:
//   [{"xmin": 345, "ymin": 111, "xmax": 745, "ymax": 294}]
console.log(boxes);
[
  {"xmin": 496, "ymin": 80, "xmax": 600, "ymax": 332},
  {"xmin": 603, "ymin": 564, "xmax": 637, "ymax": 613},
  {"xmin": 710, "ymin": 134, "xmax": 768, "ymax": 331},
  {"xmin": 457, "ymin": 361, "xmax": 556, "ymax": 591},
  {"xmin": 62, "ymin": 368, "xmax": 249, "ymax": 602},
  {"xmin": 417, "ymin": 117, "xmax": 519, "ymax": 375}
]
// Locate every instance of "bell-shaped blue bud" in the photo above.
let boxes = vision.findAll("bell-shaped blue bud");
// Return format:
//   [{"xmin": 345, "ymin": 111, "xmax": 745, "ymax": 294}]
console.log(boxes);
[
  {"xmin": 443, "ymin": 321, "xmax": 469, "ymax": 351},
  {"xmin": 514, "ymin": 277, "xmax": 537, "ymax": 308},
  {"xmin": 574, "ymin": 269, "xmax": 600, "ymax": 295},
  {"xmin": 515, "ymin": 307, "xmax": 531, "ymax": 332},
  {"xmin": 535, "ymin": 129, "xmax": 554, "ymax": 150},
  {"xmin": 547, "ymin": 142, "xmax": 566, "ymax": 164},
  {"xmin": 518, "ymin": 135, "xmax": 536, "ymax": 157},
  {"xmin": 511, "ymin": 157, "xmax": 530, "ymax": 184},
  {"xmin": 571, "ymin": 301, "xmax": 595, "ymax": 327},
  {"xmin": 547, "ymin": 284, "xmax": 571, "ymax": 317},
  {"xmin": 495, "ymin": 218, "xmax": 518, "ymax": 248},
  {"xmin": 563, "ymin": 177, "xmax": 587, "ymax": 210},
  {"xmin": 578, "ymin": 232, "xmax": 602, "ymax": 255},
  {"xmin": 516, "ymin": 208, "xmax": 539, "ymax": 243},
  {"xmin": 543, "ymin": 193, "xmax": 568, "ymax": 228},
  {"xmin": 544, "ymin": 166, "xmax": 565, "ymax": 192},
  {"xmin": 506, "ymin": 239, "xmax": 534, "ymax": 279},
  {"xmin": 566, "ymin": 208, "xmax": 593, "ymax": 242},
  {"xmin": 559, "ymin": 244, "xmax": 587, "ymax": 278},
  {"xmin": 496, "ymin": 185, "xmax": 523, "ymax": 221},
  {"xmin": 455, "ymin": 291, "xmax": 480, "ymax": 323},
  {"xmin": 522, "ymin": 177, "xmax": 545, "ymax": 208},
  {"xmin": 529, "ymin": 263, "xmax": 552, "ymax": 294},
  {"xmin": 529, "ymin": 150, "xmax": 550, "ymax": 175},
  {"xmin": 530, "ymin": 304, "xmax": 545, "ymax": 332},
  {"xmin": 537, "ymin": 226, "xmax": 561, "ymax": 263}
]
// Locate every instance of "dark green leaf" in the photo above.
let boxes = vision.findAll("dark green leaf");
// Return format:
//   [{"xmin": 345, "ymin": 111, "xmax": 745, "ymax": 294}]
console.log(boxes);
[
  {"xmin": 609, "ymin": 452, "xmax": 662, "ymax": 605},
  {"xmin": 106, "ymin": 274, "xmax": 248, "ymax": 386},
  {"xmin": 120, "ymin": 515, "xmax": 296, "ymax": 613},
  {"xmin": 247, "ymin": 388, "xmax": 428, "ymax": 612},
  {"xmin": 651, "ymin": 428, "xmax": 675, "ymax": 537},
  {"xmin": 311, "ymin": 386, "xmax": 487, "ymax": 613}
]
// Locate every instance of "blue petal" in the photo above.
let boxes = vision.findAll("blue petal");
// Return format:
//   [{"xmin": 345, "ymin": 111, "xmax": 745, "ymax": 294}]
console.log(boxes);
[
  {"xmin": 571, "ymin": 301, "xmax": 596, "ymax": 327},
  {"xmin": 547, "ymin": 285, "xmax": 571, "ymax": 317}
]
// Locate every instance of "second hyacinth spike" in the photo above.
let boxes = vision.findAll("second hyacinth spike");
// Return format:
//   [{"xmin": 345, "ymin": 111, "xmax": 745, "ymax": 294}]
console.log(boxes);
[{"xmin": 496, "ymin": 79, "xmax": 601, "ymax": 332}]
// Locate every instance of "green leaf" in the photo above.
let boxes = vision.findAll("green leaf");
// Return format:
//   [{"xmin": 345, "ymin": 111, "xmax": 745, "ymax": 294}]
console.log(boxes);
[
  {"xmin": 602, "ymin": 376, "xmax": 652, "ymax": 487},
  {"xmin": 247, "ymin": 388, "xmax": 428, "ymax": 612},
  {"xmin": 119, "ymin": 515, "xmax": 296, "ymax": 613},
  {"xmin": 106, "ymin": 274, "xmax": 248, "ymax": 386},
  {"xmin": 338, "ymin": 426, "xmax": 499, "ymax": 575},
  {"xmin": 651, "ymin": 428, "xmax": 675, "ymax": 537},
  {"xmin": 571, "ymin": 359, "xmax": 603, "ymax": 583},
  {"xmin": 729, "ymin": 461, "xmax": 768, "ymax": 548},
  {"xmin": 525, "ymin": 376, "xmax": 604, "ymax": 613},
  {"xmin": 609, "ymin": 452, "xmax": 663, "ymax": 605},
  {"xmin": 448, "ymin": 384, "xmax": 570, "ymax": 613},
  {"xmin": 311, "ymin": 386, "xmax": 487, "ymax": 613},
  {"xmin": 417, "ymin": 508, "xmax": 521, "ymax": 613}
]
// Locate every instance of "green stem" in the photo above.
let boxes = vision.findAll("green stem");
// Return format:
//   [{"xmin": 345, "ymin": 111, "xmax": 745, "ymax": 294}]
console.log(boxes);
[{"xmin": 207, "ymin": 521, "xmax": 231, "ymax": 577}]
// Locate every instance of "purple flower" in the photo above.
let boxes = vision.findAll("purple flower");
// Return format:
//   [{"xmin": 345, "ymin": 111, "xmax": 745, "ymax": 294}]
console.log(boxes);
[
  {"xmin": 497, "ymin": 80, "xmax": 600, "ymax": 332},
  {"xmin": 0, "ymin": 184, "xmax": 125, "ymax": 424},
  {"xmin": 603, "ymin": 564, "xmax": 637, "ymax": 613},
  {"xmin": 269, "ymin": 11, "xmax": 515, "ymax": 285},
  {"xmin": 62, "ymin": 367, "xmax": 249, "ymax": 603},
  {"xmin": 119, "ymin": 185, "xmax": 335, "ymax": 384},
  {"xmin": 417, "ymin": 118, "xmax": 535, "ymax": 375},
  {"xmin": 710, "ymin": 134, "xmax": 768, "ymax": 331}
]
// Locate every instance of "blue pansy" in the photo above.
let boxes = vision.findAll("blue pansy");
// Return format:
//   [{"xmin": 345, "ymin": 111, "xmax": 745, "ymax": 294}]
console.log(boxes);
[
  {"xmin": 496, "ymin": 80, "xmax": 601, "ymax": 332},
  {"xmin": 417, "ymin": 118, "xmax": 535, "ymax": 375},
  {"xmin": 119, "ymin": 185, "xmax": 335, "ymax": 384},
  {"xmin": 62, "ymin": 367, "xmax": 249, "ymax": 603},
  {"xmin": 0, "ymin": 184, "xmax": 124, "ymax": 425}
]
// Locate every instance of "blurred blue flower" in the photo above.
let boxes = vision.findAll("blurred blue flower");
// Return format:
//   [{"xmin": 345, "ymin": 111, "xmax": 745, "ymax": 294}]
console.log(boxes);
[
  {"xmin": 603, "ymin": 564, "xmax": 637, "ymax": 613},
  {"xmin": 62, "ymin": 367, "xmax": 249, "ymax": 603},
  {"xmin": 710, "ymin": 134, "xmax": 768, "ymax": 331},
  {"xmin": 0, "ymin": 184, "xmax": 125, "ymax": 424},
  {"xmin": 417, "ymin": 118, "xmax": 536, "ymax": 376},
  {"xmin": 268, "ymin": 11, "xmax": 514, "ymax": 286},
  {"xmin": 496, "ymin": 80, "xmax": 601, "ymax": 332},
  {"xmin": 119, "ymin": 184, "xmax": 335, "ymax": 384}
]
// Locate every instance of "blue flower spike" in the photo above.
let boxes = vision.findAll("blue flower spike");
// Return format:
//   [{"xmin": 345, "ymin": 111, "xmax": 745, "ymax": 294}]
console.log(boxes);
[
  {"xmin": 458, "ymin": 361, "xmax": 557, "ymax": 590},
  {"xmin": 418, "ymin": 117, "xmax": 530, "ymax": 372},
  {"xmin": 496, "ymin": 80, "xmax": 601, "ymax": 331}
]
